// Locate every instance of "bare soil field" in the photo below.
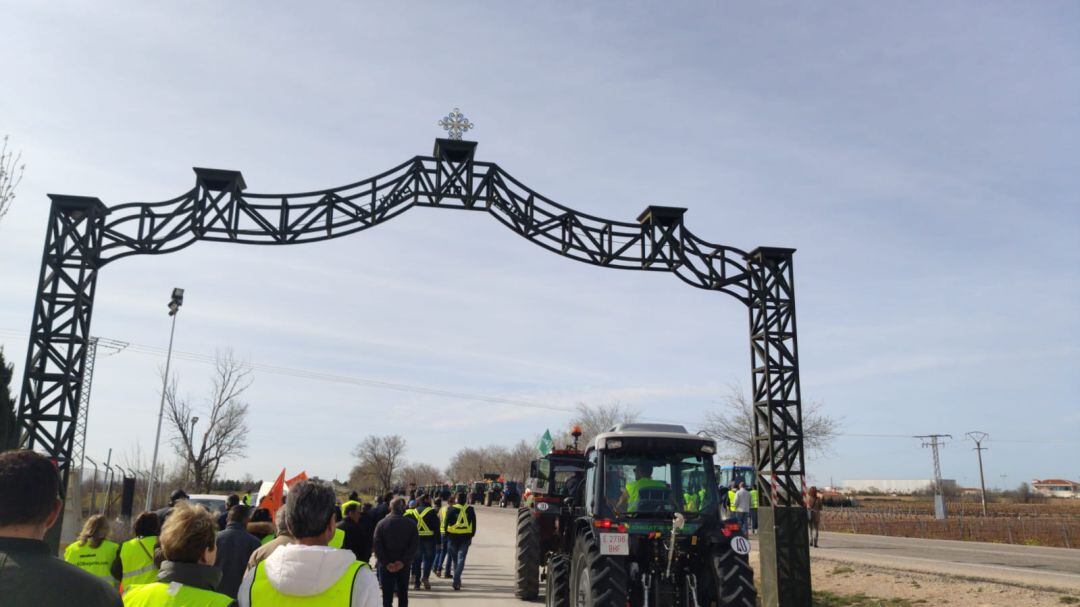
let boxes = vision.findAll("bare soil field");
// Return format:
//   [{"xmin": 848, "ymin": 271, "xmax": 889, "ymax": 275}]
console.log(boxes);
[
  {"xmin": 821, "ymin": 497, "xmax": 1080, "ymax": 548},
  {"xmin": 807, "ymin": 559, "xmax": 1080, "ymax": 607}
]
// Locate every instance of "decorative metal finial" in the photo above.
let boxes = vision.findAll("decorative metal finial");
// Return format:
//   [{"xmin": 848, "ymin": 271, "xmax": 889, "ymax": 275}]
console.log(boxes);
[{"xmin": 438, "ymin": 107, "xmax": 474, "ymax": 140}]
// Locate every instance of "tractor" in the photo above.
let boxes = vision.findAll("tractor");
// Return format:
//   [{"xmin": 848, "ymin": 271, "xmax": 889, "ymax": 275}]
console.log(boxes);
[
  {"xmin": 501, "ymin": 480, "xmax": 522, "ymax": 508},
  {"xmin": 469, "ymin": 481, "xmax": 487, "ymax": 505},
  {"xmin": 516, "ymin": 423, "xmax": 756, "ymax": 607},
  {"xmin": 515, "ymin": 429, "xmax": 589, "ymax": 603},
  {"xmin": 487, "ymin": 481, "xmax": 504, "ymax": 506}
]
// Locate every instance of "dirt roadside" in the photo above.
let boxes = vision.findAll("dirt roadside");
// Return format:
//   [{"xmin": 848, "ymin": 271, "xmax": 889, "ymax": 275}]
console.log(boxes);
[{"xmin": 748, "ymin": 550, "xmax": 1080, "ymax": 606}]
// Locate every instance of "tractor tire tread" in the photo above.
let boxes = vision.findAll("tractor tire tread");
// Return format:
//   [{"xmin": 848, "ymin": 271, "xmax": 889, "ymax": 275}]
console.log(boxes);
[{"xmin": 515, "ymin": 508, "xmax": 540, "ymax": 599}]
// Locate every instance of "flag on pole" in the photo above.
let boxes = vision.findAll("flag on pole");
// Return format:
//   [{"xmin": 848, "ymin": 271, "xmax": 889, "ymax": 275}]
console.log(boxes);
[
  {"xmin": 537, "ymin": 429, "xmax": 554, "ymax": 455},
  {"xmin": 285, "ymin": 471, "xmax": 308, "ymax": 488},
  {"xmin": 262, "ymin": 469, "xmax": 287, "ymax": 521}
]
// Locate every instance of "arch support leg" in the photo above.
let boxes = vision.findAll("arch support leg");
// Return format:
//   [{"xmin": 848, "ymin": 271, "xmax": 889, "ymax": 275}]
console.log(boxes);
[
  {"xmin": 748, "ymin": 247, "xmax": 811, "ymax": 606},
  {"xmin": 17, "ymin": 195, "xmax": 105, "ymax": 550}
]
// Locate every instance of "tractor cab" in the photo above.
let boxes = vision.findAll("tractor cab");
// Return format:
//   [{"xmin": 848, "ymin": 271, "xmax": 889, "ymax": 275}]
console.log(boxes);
[
  {"xmin": 717, "ymin": 463, "xmax": 757, "ymax": 493},
  {"xmin": 586, "ymin": 423, "xmax": 721, "ymax": 525}
]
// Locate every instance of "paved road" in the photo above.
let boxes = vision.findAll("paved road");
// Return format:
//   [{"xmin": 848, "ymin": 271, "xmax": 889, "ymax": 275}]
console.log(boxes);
[
  {"xmin": 806, "ymin": 531, "xmax": 1080, "ymax": 592},
  {"xmin": 408, "ymin": 507, "xmax": 1080, "ymax": 605},
  {"xmin": 410, "ymin": 505, "xmax": 523, "ymax": 606}
]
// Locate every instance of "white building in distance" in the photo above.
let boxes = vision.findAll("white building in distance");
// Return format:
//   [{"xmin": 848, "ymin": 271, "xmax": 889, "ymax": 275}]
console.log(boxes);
[{"xmin": 840, "ymin": 479, "xmax": 957, "ymax": 495}]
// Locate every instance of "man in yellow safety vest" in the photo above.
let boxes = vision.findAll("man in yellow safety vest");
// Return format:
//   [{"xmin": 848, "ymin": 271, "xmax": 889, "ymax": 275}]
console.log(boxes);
[
  {"xmin": 617, "ymin": 464, "xmax": 667, "ymax": 513},
  {"xmin": 119, "ymin": 512, "xmax": 160, "ymax": 592},
  {"xmin": 440, "ymin": 492, "xmax": 476, "ymax": 591},
  {"xmin": 404, "ymin": 493, "xmax": 441, "ymax": 590},
  {"xmin": 238, "ymin": 480, "xmax": 379, "ymax": 607}
]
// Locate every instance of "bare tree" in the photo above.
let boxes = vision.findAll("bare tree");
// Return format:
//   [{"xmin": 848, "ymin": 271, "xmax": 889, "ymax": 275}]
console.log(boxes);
[
  {"xmin": 352, "ymin": 435, "xmax": 407, "ymax": 493},
  {"xmin": 701, "ymin": 383, "xmax": 840, "ymax": 464},
  {"xmin": 565, "ymin": 401, "xmax": 641, "ymax": 450},
  {"xmin": 445, "ymin": 440, "xmax": 544, "ymax": 483},
  {"xmin": 0, "ymin": 136, "xmax": 25, "ymax": 225},
  {"xmin": 164, "ymin": 350, "xmax": 252, "ymax": 492},
  {"xmin": 394, "ymin": 462, "xmax": 443, "ymax": 487},
  {"xmin": 504, "ymin": 439, "xmax": 536, "ymax": 482}
]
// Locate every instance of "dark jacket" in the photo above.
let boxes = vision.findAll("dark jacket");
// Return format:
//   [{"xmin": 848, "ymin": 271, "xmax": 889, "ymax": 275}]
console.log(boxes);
[
  {"xmin": 0, "ymin": 536, "xmax": 122, "ymax": 607},
  {"xmin": 215, "ymin": 522, "xmax": 261, "ymax": 598},
  {"xmin": 337, "ymin": 516, "xmax": 374, "ymax": 563},
  {"xmin": 157, "ymin": 560, "xmax": 235, "ymax": 606},
  {"xmin": 370, "ymin": 502, "xmax": 388, "ymax": 523},
  {"xmin": 217, "ymin": 510, "xmax": 229, "ymax": 531},
  {"xmin": 373, "ymin": 513, "xmax": 419, "ymax": 566},
  {"xmin": 442, "ymin": 504, "xmax": 477, "ymax": 542},
  {"xmin": 410, "ymin": 505, "xmax": 441, "ymax": 543}
]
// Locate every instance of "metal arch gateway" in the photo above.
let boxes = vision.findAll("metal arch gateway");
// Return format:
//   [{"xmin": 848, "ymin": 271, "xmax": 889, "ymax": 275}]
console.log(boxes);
[{"xmin": 17, "ymin": 138, "xmax": 811, "ymax": 605}]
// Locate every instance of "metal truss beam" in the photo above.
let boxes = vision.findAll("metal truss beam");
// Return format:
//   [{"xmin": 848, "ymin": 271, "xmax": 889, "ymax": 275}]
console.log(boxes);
[
  {"xmin": 749, "ymin": 247, "xmax": 811, "ymax": 606},
  {"xmin": 19, "ymin": 139, "xmax": 810, "ymax": 605}
]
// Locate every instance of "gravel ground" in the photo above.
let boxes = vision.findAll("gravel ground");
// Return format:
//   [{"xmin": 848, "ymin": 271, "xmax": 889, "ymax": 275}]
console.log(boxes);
[{"xmin": 805, "ymin": 558, "xmax": 1080, "ymax": 606}]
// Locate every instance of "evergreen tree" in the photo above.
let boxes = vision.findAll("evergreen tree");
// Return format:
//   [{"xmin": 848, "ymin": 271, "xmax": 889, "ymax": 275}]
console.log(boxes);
[{"xmin": 0, "ymin": 348, "xmax": 18, "ymax": 450}]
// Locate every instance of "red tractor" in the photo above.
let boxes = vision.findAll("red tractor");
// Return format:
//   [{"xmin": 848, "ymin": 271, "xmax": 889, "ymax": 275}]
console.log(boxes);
[{"xmin": 515, "ymin": 429, "xmax": 588, "ymax": 603}]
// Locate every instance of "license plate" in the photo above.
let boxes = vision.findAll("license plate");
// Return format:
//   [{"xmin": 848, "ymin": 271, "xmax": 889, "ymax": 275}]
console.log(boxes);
[{"xmin": 598, "ymin": 532, "xmax": 629, "ymax": 556}]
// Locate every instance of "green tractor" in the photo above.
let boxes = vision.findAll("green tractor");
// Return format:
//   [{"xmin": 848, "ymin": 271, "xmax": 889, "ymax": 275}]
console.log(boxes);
[
  {"xmin": 516, "ymin": 423, "xmax": 756, "ymax": 607},
  {"xmin": 469, "ymin": 481, "xmax": 487, "ymax": 505}
]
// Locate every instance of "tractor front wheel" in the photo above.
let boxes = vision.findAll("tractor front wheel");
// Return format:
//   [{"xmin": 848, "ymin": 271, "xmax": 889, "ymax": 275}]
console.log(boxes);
[{"xmin": 546, "ymin": 553, "xmax": 571, "ymax": 607}]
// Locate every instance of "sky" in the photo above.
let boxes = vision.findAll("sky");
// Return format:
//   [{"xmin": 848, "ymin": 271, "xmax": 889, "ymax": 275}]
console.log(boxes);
[{"xmin": 1, "ymin": 1, "xmax": 1077, "ymax": 490}]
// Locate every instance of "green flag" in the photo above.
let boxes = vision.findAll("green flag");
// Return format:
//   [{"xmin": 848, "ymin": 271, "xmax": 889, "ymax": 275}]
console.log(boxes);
[{"xmin": 537, "ymin": 429, "xmax": 553, "ymax": 455}]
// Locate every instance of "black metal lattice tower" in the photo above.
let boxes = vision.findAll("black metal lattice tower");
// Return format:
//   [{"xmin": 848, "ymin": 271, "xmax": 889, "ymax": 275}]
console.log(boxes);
[{"xmin": 18, "ymin": 138, "xmax": 811, "ymax": 605}]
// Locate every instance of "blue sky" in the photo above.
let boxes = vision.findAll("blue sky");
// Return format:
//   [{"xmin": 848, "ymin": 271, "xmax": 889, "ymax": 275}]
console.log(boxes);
[{"xmin": 1, "ymin": 2, "xmax": 1077, "ymax": 489}]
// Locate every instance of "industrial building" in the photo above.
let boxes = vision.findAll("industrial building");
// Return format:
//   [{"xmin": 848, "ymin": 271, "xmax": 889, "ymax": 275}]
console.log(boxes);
[{"xmin": 840, "ymin": 479, "xmax": 958, "ymax": 495}]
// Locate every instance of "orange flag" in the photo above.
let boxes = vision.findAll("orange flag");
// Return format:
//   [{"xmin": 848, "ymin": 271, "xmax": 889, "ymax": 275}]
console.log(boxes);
[
  {"xmin": 262, "ymin": 469, "xmax": 286, "ymax": 521},
  {"xmin": 285, "ymin": 471, "xmax": 308, "ymax": 488}
]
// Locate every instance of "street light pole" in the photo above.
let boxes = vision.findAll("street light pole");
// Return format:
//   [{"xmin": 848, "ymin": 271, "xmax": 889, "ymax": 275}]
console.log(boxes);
[{"xmin": 145, "ymin": 288, "xmax": 185, "ymax": 511}]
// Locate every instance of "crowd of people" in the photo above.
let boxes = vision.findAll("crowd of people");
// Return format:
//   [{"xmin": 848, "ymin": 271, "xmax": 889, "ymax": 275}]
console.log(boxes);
[{"xmin": 0, "ymin": 449, "xmax": 478, "ymax": 607}]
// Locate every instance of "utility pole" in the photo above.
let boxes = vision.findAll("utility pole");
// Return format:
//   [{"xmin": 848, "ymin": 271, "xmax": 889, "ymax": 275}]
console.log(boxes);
[
  {"xmin": 915, "ymin": 434, "xmax": 952, "ymax": 520},
  {"xmin": 966, "ymin": 431, "xmax": 989, "ymax": 516}
]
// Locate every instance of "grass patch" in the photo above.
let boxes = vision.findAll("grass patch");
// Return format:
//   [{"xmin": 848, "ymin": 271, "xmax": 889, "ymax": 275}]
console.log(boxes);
[
  {"xmin": 830, "ymin": 565, "xmax": 856, "ymax": 575},
  {"xmin": 813, "ymin": 591, "xmax": 928, "ymax": 606},
  {"xmin": 1060, "ymin": 597, "xmax": 1079, "ymax": 605}
]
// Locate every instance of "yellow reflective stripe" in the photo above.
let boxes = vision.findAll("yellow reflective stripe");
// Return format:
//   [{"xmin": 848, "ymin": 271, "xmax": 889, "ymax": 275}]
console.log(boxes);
[
  {"xmin": 122, "ymin": 563, "xmax": 156, "ymax": 579},
  {"xmin": 447, "ymin": 505, "xmax": 473, "ymax": 534}
]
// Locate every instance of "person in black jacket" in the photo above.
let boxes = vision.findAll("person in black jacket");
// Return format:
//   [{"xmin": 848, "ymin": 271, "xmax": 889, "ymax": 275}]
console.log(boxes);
[
  {"xmin": 214, "ymin": 505, "xmax": 261, "ymax": 598},
  {"xmin": 217, "ymin": 494, "xmax": 240, "ymax": 531},
  {"xmin": 337, "ymin": 501, "xmax": 374, "ymax": 563},
  {"xmin": 407, "ymin": 493, "xmax": 441, "ymax": 590},
  {"xmin": 0, "ymin": 449, "xmax": 121, "ymax": 607},
  {"xmin": 373, "ymin": 497, "xmax": 419, "ymax": 607},
  {"xmin": 441, "ymin": 492, "xmax": 477, "ymax": 591}
]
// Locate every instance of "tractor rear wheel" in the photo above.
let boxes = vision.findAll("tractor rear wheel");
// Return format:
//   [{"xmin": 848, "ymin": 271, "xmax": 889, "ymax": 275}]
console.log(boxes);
[
  {"xmin": 570, "ymin": 528, "xmax": 628, "ymax": 607},
  {"xmin": 515, "ymin": 508, "xmax": 540, "ymax": 599},
  {"xmin": 714, "ymin": 545, "xmax": 756, "ymax": 607}
]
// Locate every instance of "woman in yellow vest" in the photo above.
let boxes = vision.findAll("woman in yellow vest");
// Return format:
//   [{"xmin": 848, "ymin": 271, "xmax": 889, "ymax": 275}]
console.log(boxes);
[
  {"xmin": 122, "ymin": 502, "xmax": 234, "ymax": 607},
  {"xmin": 119, "ymin": 511, "xmax": 160, "ymax": 593},
  {"xmin": 64, "ymin": 513, "xmax": 121, "ymax": 589}
]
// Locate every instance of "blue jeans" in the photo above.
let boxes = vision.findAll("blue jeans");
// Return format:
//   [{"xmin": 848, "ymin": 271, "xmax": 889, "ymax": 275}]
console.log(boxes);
[
  {"xmin": 447, "ymin": 538, "xmax": 471, "ymax": 587},
  {"xmin": 411, "ymin": 540, "xmax": 437, "ymax": 582},
  {"xmin": 435, "ymin": 535, "xmax": 452, "ymax": 574},
  {"xmin": 736, "ymin": 511, "xmax": 751, "ymax": 538}
]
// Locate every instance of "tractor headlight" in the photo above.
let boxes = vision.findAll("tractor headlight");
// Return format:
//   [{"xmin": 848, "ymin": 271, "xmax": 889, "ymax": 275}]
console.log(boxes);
[
  {"xmin": 537, "ymin": 502, "xmax": 549, "ymax": 512},
  {"xmin": 606, "ymin": 439, "xmax": 622, "ymax": 450}
]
